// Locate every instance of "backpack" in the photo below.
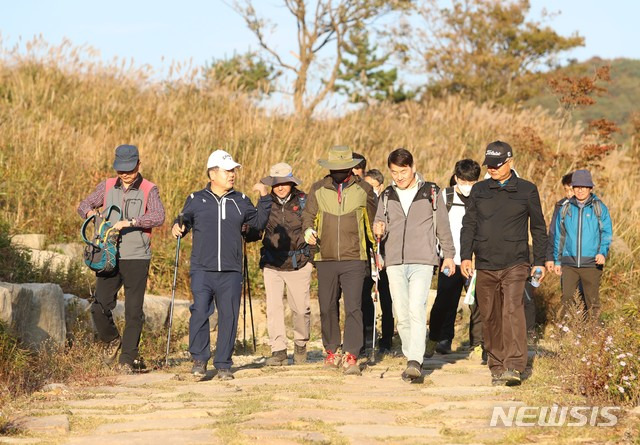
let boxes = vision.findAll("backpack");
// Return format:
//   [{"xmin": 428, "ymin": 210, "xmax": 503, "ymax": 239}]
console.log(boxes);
[
  {"xmin": 558, "ymin": 198, "xmax": 604, "ymax": 257},
  {"xmin": 81, "ymin": 205, "xmax": 121, "ymax": 274}
]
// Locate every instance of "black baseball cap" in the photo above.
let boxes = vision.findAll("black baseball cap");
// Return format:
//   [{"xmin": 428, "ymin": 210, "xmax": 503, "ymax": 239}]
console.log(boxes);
[
  {"xmin": 482, "ymin": 141, "xmax": 513, "ymax": 168},
  {"xmin": 113, "ymin": 145, "xmax": 139, "ymax": 171}
]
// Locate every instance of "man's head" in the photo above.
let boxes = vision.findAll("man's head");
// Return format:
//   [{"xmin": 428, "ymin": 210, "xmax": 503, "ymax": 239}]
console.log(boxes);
[
  {"xmin": 571, "ymin": 169, "xmax": 594, "ymax": 202},
  {"xmin": 364, "ymin": 169, "xmax": 385, "ymax": 195},
  {"xmin": 207, "ymin": 149, "xmax": 241, "ymax": 192},
  {"xmin": 113, "ymin": 145, "xmax": 141, "ymax": 187},
  {"xmin": 454, "ymin": 159, "xmax": 481, "ymax": 197},
  {"xmin": 483, "ymin": 141, "xmax": 513, "ymax": 182},
  {"xmin": 562, "ymin": 172, "xmax": 574, "ymax": 199},
  {"xmin": 318, "ymin": 145, "xmax": 360, "ymax": 184},
  {"xmin": 352, "ymin": 152, "xmax": 367, "ymax": 178},
  {"xmin": 388, "ymin": 148, "xmax": 416, "ymax": 190},
  {"xmin": 261, "ymin": 162, "xmax": 301, "ymax": 199}
]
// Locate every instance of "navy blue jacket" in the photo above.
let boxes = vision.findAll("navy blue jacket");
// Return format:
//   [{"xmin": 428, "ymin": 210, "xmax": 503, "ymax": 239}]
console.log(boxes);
[{"xmin": 178, "ymin": 184, "xmax": 272, "ymax": 272}]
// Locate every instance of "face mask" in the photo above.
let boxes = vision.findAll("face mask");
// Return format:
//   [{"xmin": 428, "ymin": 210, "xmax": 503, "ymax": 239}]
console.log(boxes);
[
  {"xmin": 457, "ymin": 184, "xmax": 473, "ymax": 197},
  {"xmin": 330, "ymin": 170, "xmax": 351, "ymax": 183}
]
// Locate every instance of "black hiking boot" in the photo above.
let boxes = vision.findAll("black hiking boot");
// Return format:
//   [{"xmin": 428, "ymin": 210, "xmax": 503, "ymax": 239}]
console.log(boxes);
[
  {"xmin": 293, "ymin": 344, "xmax": 307, "ymax": 365},
  {"xmin": 101, "ymin": 336, "xmax": 121, "ymax": 366},
  {"xmin": 424, "ymin": 339, "xmax": 438, "ymax": 359},
  {"xmin": 503, "ymin": 369, "xmax": 522, "ymax": 386},
  {"xmin": 436, "ymin": 339, "xmax": 453, "ymax": 354},
  {"xmin": 216, "ymin": 368, "xmax": 234, "ymax": 381},
  {"xmin": 265, "ymin": 349, "xmax": 288, "ymax": 366},
  {"xmin": 191, "ymin": 360, "xmax": 207, "ymax": 377}
]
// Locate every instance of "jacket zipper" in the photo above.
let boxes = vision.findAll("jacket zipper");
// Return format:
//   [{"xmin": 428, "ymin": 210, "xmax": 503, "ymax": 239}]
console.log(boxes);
[
  {"xmin": 577, "ymin": 206, "xmax": 583, "ymax": 268},
  {"xmin": 207, "ymin": 189, "xmax": 229, "ymax": 272}
]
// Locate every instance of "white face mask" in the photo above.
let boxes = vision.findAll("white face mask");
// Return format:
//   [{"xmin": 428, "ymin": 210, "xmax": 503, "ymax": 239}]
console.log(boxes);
[{"xmin": 457, "ymin": 184, "xmax": 473, "ymax": 197}]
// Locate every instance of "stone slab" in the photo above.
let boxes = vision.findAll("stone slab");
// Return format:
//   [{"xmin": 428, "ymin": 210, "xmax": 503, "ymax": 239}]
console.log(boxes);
[{"xmin": 17, "ymin": 414, "xmax": 69, "ymax": 435}]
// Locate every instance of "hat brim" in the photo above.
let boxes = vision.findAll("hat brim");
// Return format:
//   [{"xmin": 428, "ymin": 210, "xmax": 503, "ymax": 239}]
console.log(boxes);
[
  {"xmin": 261, "ymin": 175, "xmax": 301, "ymax": 187},
  {"xmin": 113, "ymin": 159, "xmax": 139, "ymax": 171},
  {"xmin": 317, "ymin": 159, "xmax": 361, "ymax": 170},
  {"xmin": 571, "ymin": 182, "xmax": 594, "ymax": 188},
  {"xmin": 482, "ymin": 157, "xmax": 508, "ymax": 168}
]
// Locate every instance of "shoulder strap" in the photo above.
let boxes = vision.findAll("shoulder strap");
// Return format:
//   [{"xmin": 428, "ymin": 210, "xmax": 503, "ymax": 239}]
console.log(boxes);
[
  {"xmin": 445, "ymin": 187, "xmax": 455, "ymax": 212},
  {"xmin": 139, "ymin": 179, "xmax": 155, "ymax": 212},
  {"xmin": 103, "ymin": 178, "xmax": 118, "ymax": 208},
  {"xmin": 592, "ymin": 199, "xmax": 604, "ymax": 252},
  {"xmin": 558, "ymin": 200, "xmax": 571, "ymax": 259}
]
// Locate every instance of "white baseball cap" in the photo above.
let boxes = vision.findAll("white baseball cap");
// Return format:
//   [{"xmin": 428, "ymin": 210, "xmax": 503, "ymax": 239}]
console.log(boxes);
[{"xmin": 207, "ymin": 149, "xmax": 241, "ymax": 170}]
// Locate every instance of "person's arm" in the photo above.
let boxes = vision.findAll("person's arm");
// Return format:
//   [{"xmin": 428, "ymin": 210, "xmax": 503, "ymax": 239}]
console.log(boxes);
[
  {"xmin": 134, "ymin": 186, "xmax": 165, "ymax": 229},
  {"xmin": 546, "ymin": 204, "xmax": 560, "ymax": 262},
  {"xmin": 171, "ymin": 194, "xmax": 195, "ymax": 238},
  {"xmin": 599, "ymin": 202, "xmax": 613, "ymax": 257},
  {"xmin": 435, "ymin": 191, "xmax": 455, "ymax": 259},
  {"xmin": 363, "ymin": 182, "xmax": 377, "ymax": 246},
  {"xmin": 460, "ymin": 189, "xmax": 478, "ymax": 262},
  {"xmin": 528, "ymin": 185, "xmax": 548, "ymax": 267},
  {"xmin": 77, "ymin": 181, "xmax": 106, "ymax": 218}
]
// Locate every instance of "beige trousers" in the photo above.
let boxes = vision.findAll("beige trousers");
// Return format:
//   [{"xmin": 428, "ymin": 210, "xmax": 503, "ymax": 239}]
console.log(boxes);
[{"xmin": 263, "ymin": 262, "xmax": 313, "ymax": 352}]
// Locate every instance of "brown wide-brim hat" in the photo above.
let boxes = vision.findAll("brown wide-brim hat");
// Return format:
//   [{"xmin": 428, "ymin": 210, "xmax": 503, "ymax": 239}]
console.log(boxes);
[
  {"xmin": 260, "ymin": 162, "xmax": 302, "ymax": 187},
  {"xmin": 317, "ymin": 145, "xmax": 360, "ymax": 170}
]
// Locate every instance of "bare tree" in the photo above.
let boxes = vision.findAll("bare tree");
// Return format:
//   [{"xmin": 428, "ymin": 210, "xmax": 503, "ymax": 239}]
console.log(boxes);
[{"xmin": 231, "ymin": 0, "xmax": 408, "ymax": 119}]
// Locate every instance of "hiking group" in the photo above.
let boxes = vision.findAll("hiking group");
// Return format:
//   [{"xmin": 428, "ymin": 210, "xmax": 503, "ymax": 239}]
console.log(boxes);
[{"xmin": 78, "ymin": 142, "xmax": 613, "ymax": 386}]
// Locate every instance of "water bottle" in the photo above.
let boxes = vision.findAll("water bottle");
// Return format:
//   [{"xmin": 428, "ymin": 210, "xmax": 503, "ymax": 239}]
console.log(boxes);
[{"xmin": 530, "ymin": 267, "xmax": 543, "ymax": 288}]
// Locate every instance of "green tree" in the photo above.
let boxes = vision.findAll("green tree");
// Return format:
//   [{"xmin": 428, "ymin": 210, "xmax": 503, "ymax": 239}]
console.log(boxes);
[
  {"xmin": 408, "ymin": 0, "xmax": 584, "ymax": 104},
  {"xmin": 204, "ymin": 51, "xmax": 279, "ymax": 95},
  {"xmin": 334, "ymin": 25, "xmax": 415, "ymax": 105}
]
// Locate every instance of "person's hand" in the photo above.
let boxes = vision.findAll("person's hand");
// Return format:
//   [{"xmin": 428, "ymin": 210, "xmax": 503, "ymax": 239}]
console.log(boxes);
[
  {"xmin": 531, "ymin": 266, "xmax": 546, "ymax": 283},
  {"xmin": 253, "ymin": 182, "xmax": 269, "ymax": 197},
  {"xmin": 461, "ymin": 259, "xmax": 473, "ymax": 279},
  {"xmin": 545, "ymin": 261, "xmax": 555, "ymax": 273},
  {"xmin": 441, "ymin": 258, "xmax": 455, "ymax": 277},
  {"xmin": 112, "ymin": 220, "xmax": 132, "ymax": 231},
  {"xmin": 595, "ymin": 254, "xmax": 606, "ymax": 265},
  {"xmin": 86, "ymin": 209, "xmax": 98, "ymax": 218},
  {"xmin": 304, "ymin": 228, "xmax": 317, "ymax": 246},
  {"xmin": 373, "ymin": 221, "xmax": 386, "ymax": 237},
  {"xmin": 172, "ymin": 223, "xmax": 186, "ymax": 239},
  {"xmin": 554, "ymin": 265, "xmax": 562, "ymax": 276}
]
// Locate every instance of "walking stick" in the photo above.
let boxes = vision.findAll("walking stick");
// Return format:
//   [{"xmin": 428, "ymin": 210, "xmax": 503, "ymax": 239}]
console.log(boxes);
[
  {"xmin": 165, "ymin": 213, "xmax": 183, "ymax": 367},
  {"xmin": 371, "ymin": 235, "xmax": 382, "ymax": 362},
  {"xmin": 243, "ymin": 239, "xmax": 257, "ymax": 352}
]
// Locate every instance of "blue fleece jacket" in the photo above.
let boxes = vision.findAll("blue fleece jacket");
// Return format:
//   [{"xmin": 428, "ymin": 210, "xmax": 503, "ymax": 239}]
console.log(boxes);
[
  {"xmin": 178, "ymin": 184, "xmax": 272, "ymax": 272},
  {"xmin": 554, "ymin": 194, "xmax": 612, "ymax": 268}
]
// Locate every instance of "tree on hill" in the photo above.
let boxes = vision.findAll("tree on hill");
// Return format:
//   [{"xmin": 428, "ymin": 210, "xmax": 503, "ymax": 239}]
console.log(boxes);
[
  {"xmin": 231, "ymin": 0, "xmax": 412, "ymax": 119},
  {"xmin": 405, "ymin": 0, "xmax": 584, "ymax": 104},
  {"xmin": 204, "ymin": 51, "xmax": 280, "ymax": 95},
  {"xmin": 333, "ymin": 24, "xmax": 416, "ymax": 106}
]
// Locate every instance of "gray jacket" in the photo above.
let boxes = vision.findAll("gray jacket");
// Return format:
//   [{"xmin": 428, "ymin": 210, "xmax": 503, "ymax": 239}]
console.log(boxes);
[{"xmin": 374, "ymin": 175, "xmax": 455, "ymax": 267}]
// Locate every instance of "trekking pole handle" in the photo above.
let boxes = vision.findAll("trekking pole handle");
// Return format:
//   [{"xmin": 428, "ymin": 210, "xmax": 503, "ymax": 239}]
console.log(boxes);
[{"xmin": 178, "ymin": 213, "xmax": 184, "ymax": 238}]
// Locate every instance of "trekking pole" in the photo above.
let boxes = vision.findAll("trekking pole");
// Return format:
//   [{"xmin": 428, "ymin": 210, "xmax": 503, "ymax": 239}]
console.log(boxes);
[
  {"xmin": 243, "ymin": 239, "xmax": 257, "ymax": 352},
  {"xmin": 371, "ymin": 235, "xmax": 382, "ymax": 363},
  {"xmin": 165, "ymin": 213, "xmax": 183, "ymax": 367}
]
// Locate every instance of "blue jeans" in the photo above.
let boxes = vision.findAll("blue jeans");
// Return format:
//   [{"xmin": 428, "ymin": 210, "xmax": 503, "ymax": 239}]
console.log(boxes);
[{"xmin": 386, "ymin": 264, "xmax": 434, "ymax": 363}]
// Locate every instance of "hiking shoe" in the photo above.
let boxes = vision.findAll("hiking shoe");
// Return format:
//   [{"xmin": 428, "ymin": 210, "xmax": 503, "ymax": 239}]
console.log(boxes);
[
  {"xmin": 402, "ymin": 360, "xmax": 422, "ymax": 381},
  {"xmin": 191, "ymin": 360, "xmax": 207, "ymax": 377},
  {"xmin": 216, "ymin": 368, "xmax": 234, "ymax": 381},
  {"xmin": 293, "ymin": 344, "xmax": 307, "ymax": 365},
  {"xmin": 114, "ymin": 362, "xmax": 133, "ymax": 374},
  {"xmin": 265, "ymin": 349, "xmax": 288, "ymax": 366},
  {"xmin": 503, "ymin": 369, "xmax": 521, "ymax": 386},
  {"xmin": 342, "ymin": 353, "xmax": 361, "ymax": 376},
  {"xmin": 424, "ymin": 339, "xmax": 438, "ymax": 359},
  {"xmin": 436, "ymin": 339, "xmax": 453, "ymax": 354},
  {"xmin": 101, "ymin": 337, "xmax": 121, "ymax": 365},
  {"xmin": 324, "ymin": 350, "xmax": 342, "ymax": 368},
  {"xmin": 491, "ymin": 372, "xmax": 506, "ymax": 386}
]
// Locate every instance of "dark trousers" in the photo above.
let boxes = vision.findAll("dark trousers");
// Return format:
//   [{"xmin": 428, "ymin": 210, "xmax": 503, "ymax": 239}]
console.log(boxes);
[
  {"xmin": 561, "ymin": 266, "xmax": 602, "ymax": 319},
  {"xmin": 92, "ymin": 259, "xmax": 150, "ymax": 365},
  {"xmin": 361, "ymin": 268, "xmax": 394, "ymax": 350},
  {"xmin": 476, "ymin": 264, "xmax": 529, "ymax": 374},
  {"xmin": 316, "ymin": 260, "xmax": 366, "ymax": 356},
  {"xmin": 189, "ymin": 270, "xmax": 242, "ymax": 369},
  {"xmin": 429, "ymin": 268, "xmax": 484, "ymax": 345}
]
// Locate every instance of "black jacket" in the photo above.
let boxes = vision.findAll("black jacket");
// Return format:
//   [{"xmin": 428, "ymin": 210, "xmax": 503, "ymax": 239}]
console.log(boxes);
[
  {"xmin": 460, "ymin": 172, "xmax": 547, "ymax": 270},
  {"xmin": 177, "ymin": 185, "xmax": 272, "ymax": 273}
]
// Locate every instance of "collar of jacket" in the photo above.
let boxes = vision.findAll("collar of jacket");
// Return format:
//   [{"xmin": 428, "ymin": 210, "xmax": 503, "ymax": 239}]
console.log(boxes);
[
  {"xmin": 205, "ymin": 182, "xmax": 233, "ymax": 199},
  {"xmin": 569, "ymin": 193, "xmax": 596, "ymax": 207},
  {"xmin": 115, "ymin": 173, "xmax": 143, "ymax": 190},
  {"xmin": 321, "ymin": 174, "xmax": 358, "ymax": 191},
  {"xmin": 488, "ymin": 171, "xmax": 519, "ymax": 191},
  {"xmin": 391, "ymin": 172, "xmax": 425, "ymax": 192}
]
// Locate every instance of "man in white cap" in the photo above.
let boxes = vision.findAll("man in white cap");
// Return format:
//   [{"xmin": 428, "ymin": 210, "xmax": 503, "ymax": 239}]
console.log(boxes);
[
  {"xmin": 302, "ymin": 145, "xmax": 377, "ymax": 376},
  {"xmin": 244, "ymin": 163, "xmax": 312, "ymax": 366},
  {"xmin": 172, "ymin": 150, "xmax": 271, "ymax": 380},
  {"xmin": 78, "ymin": 144, "xmax": 165, "ymax": 372}
]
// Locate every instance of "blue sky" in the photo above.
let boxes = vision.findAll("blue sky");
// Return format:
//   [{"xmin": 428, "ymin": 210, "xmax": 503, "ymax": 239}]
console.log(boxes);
[{"xmin": 1, "ymin": 0, "xmax": 637, "ymax": 72}]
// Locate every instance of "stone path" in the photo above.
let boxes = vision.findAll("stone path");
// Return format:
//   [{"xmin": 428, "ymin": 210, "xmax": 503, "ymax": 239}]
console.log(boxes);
[{"xmin": 5, "ymin": 348, "xmax": 541, "ymax": 445}]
